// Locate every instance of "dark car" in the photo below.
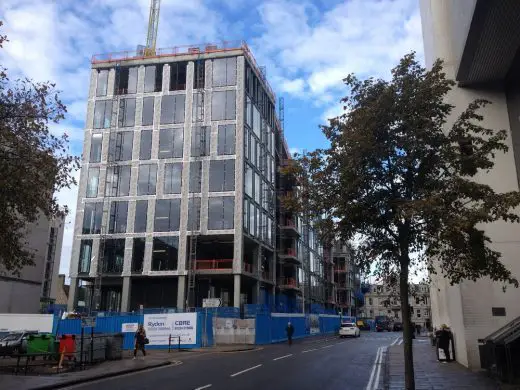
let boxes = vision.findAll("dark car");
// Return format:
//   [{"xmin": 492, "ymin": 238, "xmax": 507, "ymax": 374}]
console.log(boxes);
[
  {"xmin": 393, "ymin": 322, "xmax": 403, "ymax": 331},
  {"xmin": 0, "ymin": 331, "xmax": 38, "ymax": 356}
]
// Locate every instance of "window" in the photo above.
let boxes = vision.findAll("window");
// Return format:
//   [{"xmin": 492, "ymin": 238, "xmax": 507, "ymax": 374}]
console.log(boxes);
[
  {"xmin": 142, "ymin": 97, "xmax": 155, "ymax": 126},
  {"xmin": 218, "ymin": 124, "xmax": 235, "ymax": 155},
  {"xmin": 90, "ymin": 134, "xmax": 103, "ymax": 162},
  {"xmin": 252, "ymin": 104, "xmax": 261, "ymax": 137},
  {"xmin": 245, "ymin": 164, "xmax": 253, "ymax": 197},
  {"xmin": 154, "ymin": 199, "xmax": 181, "ymax": 231},
  {"xmin": 244, "ymin": 199, "xmax": 249, "ymax": 232},
  {"xmin": 118, "ymin": 98, "xmax": 136, "ymax": 127},
  {"xmin": 103, "ymin": 239, "xmax": 125, "ymax": 273},
  {"xmin": 86, "ymin": 167, "xmax": 100, "ymax": 198},
  {"xmin": 208, "ymin": 197, "xmax": 234, "ymax": 230},
  {"xmin": 109, "ymin": 201, "xmax": 128, "ymax": 233},
  {"xmin": 158, "ymin": 128, "xmax": 183, "ymax": 158},
  {"xmin": 164, "ymin": 163, "xmax": 182, "ymax": 194},
  {"xmin": 254, "ymin": 172, "xmax": 261, "ymax": 204},
  {"xmin": 134, "ymin": 200, "xmax": 148, "ymax": 233},
  {"xmin": 492, "ymin": 307, "xmax": 506, "ymax": 317},
  {"xmin": 188, "ymin": 197, "xmax": 201, "ymax": 230},
  {"xmin": 115, "ymin": 67, "xmax": 137, "ymax": 94},
  {"xmin": 108, "ymin": 131, "xmax": 133, "ymax": 161},
  {"xmin": 137, "ymin": 164, "xmax": 157, "ymax": 195},
  {"xmin": 212, "ymin": 57, "xmax": 236, "ymax": 87},
  {"xmin": 193, "ymin": 60, "xmax": 205, "ymax": 89},
  {"xmin": 160, "ymin": 95, "xmax": 185, "ymax": 124},
  {"xmin": 209, "ymin": 160, "xmax": 235, "ymax": 192},
  {"xmin": 78, "ymin": 240, "xmax": 93, "ymax": 273},
  {"xmin": 369, "ymin": 298, "xmax": 373, "ymax": 305},
  {"xmin": 169, "ymin": 62, "xmax": 187, "ymax": 91},
  {"xmin": 211, "ymin": 91, "xmax": 236, "ymax": 120},
  {"xmin": 249, "ymin": 202, "xmax": 255, "ymax": 236},
  {"xmin": 144, "ymin": 64, "xmax": 163, "ymax": 93},
  {"xmin": 105, "ymin": 166, "xmax": 131, "ymax": 196},
  {"xmin": 244, "ymin": 128, "xmax": 250, "ymax": 160},
  {"xmin": 152, "ymin": 237, "xmax": 179, "ymax": 271},
  {"xmin": 140, "ymin": 130, "xmax": 152, "ymax": 160},
  {"xmin": 82, "ymin": 202, "xmax": 102, "ymax": 234},
  {"xmin": 96, "ymin": 69, "xmax": 109, "ymax": 97},
  {"xmin": 416, "ymin": 309, "xmax": 421, "ymax": 318},
  {"xmin": 246, "ymin": 97, "xmax": 253, "ymax": 128},
  {"xmin": 93, "ymin": 100, "xmax": 112, "ymax": 129},
  {"xmin": 251, "ymin": 138, "xmax": 257, "ymax": 168},
  {"xmin": 191, "ymin": 126, "xmax": 210, "ymax": 156},
  {"xmin": 132, "ymin": 238, "xmax": 146, "ymax": 272},
  {"xmin": 189, "ymin": 161, "xmax": 202, "ymax": 193},
  {"xmin": 192, "ymin": 93, "xmax": 204, "ymax": 122}
]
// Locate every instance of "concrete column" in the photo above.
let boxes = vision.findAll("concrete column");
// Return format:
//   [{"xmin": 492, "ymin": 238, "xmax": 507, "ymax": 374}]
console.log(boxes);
[
  {"xmin": 177, "ymin": 275, "xmax": 186, "ymax": 310},
  {"xmin": 67, "ymin": 277, "xmax": 78, "ymax": 311},
  {"xmin": 121, "ymin": 276, "xmax": 131, "ymax": 312},
  {"xmin": 233, "ymin": 274, "xmax": 241, "ymax": 308}
]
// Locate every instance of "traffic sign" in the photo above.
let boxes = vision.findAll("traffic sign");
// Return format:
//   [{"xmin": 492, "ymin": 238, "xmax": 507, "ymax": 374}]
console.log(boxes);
[
  {"xmin": 81, "ymin": 317, "xmax": 96, "ymax": 328},
  {"xmin": 203, "ymin": 298, "xmax": 222, "ymax": 308}
]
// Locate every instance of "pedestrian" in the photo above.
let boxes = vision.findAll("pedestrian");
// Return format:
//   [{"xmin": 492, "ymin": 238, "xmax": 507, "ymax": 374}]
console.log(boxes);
[
  {"xmin": 437, "ymin": 324, "xmax": 452, "ymax": 363},
  {"xmin": 134, "ymin": 324, "xmax": 147, "ymax": 359},
  {"xmin": 286, "ymin": 321, "xmax": 294, "ymax": 346},
  {"xmin": 416, "ymin": 324, "xmax": 421, "ymax": 335}
]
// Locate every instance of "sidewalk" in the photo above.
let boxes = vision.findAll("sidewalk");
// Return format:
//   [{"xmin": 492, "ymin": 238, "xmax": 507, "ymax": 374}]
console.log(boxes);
[{"xmin": 385, "ymin": 337, "xmax": 500, "ymax": 389}]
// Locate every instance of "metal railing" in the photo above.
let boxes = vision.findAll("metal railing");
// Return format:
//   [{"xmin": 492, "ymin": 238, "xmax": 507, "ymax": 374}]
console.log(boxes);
[
  {"xmin": 277, "ymin": 277, "xmax": 299, "ymax": 288},
  {"xmin": 195, "ymin": 259, "xmax": 233, "ymax": 270}
]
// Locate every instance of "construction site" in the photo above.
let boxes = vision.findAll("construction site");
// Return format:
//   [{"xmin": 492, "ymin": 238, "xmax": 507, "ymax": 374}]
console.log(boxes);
[{"xmin": 67, "ymin": 0, "xmax": 357, "ymax": 315}]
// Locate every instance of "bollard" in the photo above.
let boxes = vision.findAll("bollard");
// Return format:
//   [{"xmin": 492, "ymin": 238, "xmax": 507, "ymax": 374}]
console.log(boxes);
[
  {"xmin": 168, "ymin": 335, "xmax": 171, "ymax": 353},
  {"xmin": 178, "ymin": 336, "xmax": 181, "ymax": 351}
]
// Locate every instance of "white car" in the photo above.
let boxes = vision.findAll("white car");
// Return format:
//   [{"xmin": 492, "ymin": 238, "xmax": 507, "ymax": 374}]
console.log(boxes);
[{"xmin": 339, "ymin": 322, "xmax": 360, "ymax": 338}]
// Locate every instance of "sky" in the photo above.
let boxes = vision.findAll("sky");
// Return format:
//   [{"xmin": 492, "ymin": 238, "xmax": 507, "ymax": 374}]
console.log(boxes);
[{"xmin": 0, "ymin": 0, "xmax": 424, "ymax": 276}]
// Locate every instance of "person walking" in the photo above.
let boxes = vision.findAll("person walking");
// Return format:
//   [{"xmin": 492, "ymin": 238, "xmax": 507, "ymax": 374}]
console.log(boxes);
[
  {"xmin": 134, "ymin": 324, "xmax": 147, "ymax": 359},
  {"xmin": 437, "ymin": 324, "xmax": 452, "ymax": 363},
  {"xmin": 286, "ymin": 321, "xmax": 294, "ymax": 346}
]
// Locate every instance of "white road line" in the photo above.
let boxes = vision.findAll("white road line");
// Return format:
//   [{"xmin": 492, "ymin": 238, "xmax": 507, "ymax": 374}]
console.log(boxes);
[
  {"xmin": 321, "ymin": 344, "xmax": 334, "ymax": 349},
  {"xmin": 390, "ymin": 337, "xmax": 400, "ymax": 346},
  {"xmin": 373, "ymin": 347, "xmax": 386, "ymax": 389},
  {"xmin": 230, "ymin": 364, "xmax": 262, "ymax": 377},
  {"xmin": 194, "ymin": 385, "xmax": 212, "ymax": 390},
  {"xmin": 273, "ymin": 354, "xmax": 293, "ymax": 361},
  {"xmin": 398, "ymin": 339, "xmax": 403, "ymax": 345},
  {"xmin": 365, "ymin": 347, "xmax": 382, "ymax": 390},
  {"xmin": 302, "ymin": 348, "xmax": 317, "ymax": 353}
]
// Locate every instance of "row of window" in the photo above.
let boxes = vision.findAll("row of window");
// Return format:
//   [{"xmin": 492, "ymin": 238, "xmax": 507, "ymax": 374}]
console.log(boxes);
[
  {"xmin": 245, "ymin": 63, "xmax": 276, "ymax": 130},
  {"xmin": 244, "ymin": 164, "xmax": 274, "ymax": 212},
  {"xmin": 82, "ymin": 196, "xmax": 234, "ymax": 236},
  {"xmin": 95, "ymin": 57, "xmax": 237, "ymax": 98},
  {"xmin": 244, "ymin": 132, "xmax": 276, "ymax": 185},
  {"xmin": 243, "ymin": 197, "xmax": 275, "ymax": 246},
  {"xmin": 86, "ymin": 159, "xmax": 235, "ymax": 198}
]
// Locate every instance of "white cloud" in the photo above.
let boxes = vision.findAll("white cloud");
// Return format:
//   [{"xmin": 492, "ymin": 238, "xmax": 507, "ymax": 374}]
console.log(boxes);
[{"xmin": 289, "ymin": 147, "xmax": 302, "ymax": 156}]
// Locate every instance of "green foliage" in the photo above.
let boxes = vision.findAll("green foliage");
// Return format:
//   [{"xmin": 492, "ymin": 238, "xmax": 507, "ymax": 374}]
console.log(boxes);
[{"xmin": 0, "ymin": 22, "xmax": 80, "ymax": 275}]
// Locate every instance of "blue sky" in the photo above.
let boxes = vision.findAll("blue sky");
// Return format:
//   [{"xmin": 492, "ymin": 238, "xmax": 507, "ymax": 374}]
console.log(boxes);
[{"xmin": 0, "ymin": 0, "xmax": 424, "ymax": 276}]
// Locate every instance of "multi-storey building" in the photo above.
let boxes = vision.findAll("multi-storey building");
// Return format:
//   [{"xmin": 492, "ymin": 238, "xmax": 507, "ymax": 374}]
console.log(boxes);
[
  {"xmin": 67, "ymin": 42, "xmax": 327, "ymax": 313},
  {"xmin": 360, "ymin": 284, "xmax": 431, "ymax": 329},
  {"xmin": 332, "ymin": 242, "xmax": 360, "ymax": 316}
]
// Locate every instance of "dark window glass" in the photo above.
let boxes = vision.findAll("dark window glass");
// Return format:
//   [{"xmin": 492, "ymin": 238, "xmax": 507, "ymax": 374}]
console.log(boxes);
[
  {"xmin": 164, "ymin": 163, "xmax": 182, "ymax": 194},
  {"xmin": 218, "ymin": 124, "xmax": 235, "ymax": 155},
  {"xmin": 246, "ymin": 97, "xmax": 252, "ymax": 128},
  {"xmin": 105, "ymin": 165, "xmax": 131, "ymax": 196},
  {"xmin": 160, "ymin": 95, "xmax": 185, "ymax": 124},
  {"xmin": 82, "ymin": 202, "xmax": 103, "ymax": 234},
  {"xmin": 211, "ymin": 90, "xmax": 236, "ymax": 120},
  {"xmin": 189, "ymin": 161, "xmax": 202, "ymax": 193},
  {"xmin": 208, "ymin": 197, "xmax": 234, "ymax": 230},
  {"xmin": 103, "ymin": 239, "xmax": 125, "ymax": 273},
  {"xmin": 142, "ymin": 97, "xmax": 155, "ymax": 126},
  {"xmin": 116, "ymin": 67, "xmax": 137, "ymax": 94},
  {"xmin": 243, "ymin": 199, "xmax": 249, "ymax": 233},
  {"xmin": 86, "ymin": 167, "xmax": 100, "ymax": 198},
  {"xmin": 109, "ymin": 201, "xmax": 128, "ymax": 233},
  {"xmin": 93, "ymin": 100, "xmax": 112, "ymax": 129},
  {"xmin": 191, "ymin": 126, "xmax": 210, "ymax": 157},
  {"xmin": 158, "ymin": 128, "xmax": 183, "ymax": 158},
  {"xmin": 134, "ymin": 200, "xmax": 148, "ymax": 233},
  {"xmin": 154, "ymin": 199, "xmax": 181, "ymax": 232},
  {"xmin": 209, "ymin": 160, "xmax": 235, "ymax": 192},
  {"xmin": 192, "ymin": 93, "xmax": 204, "ymax": 122},
  {"xmin": 188, "ymin": 197, "xmax": 201, "ymax": 231},
  {"xmin": 132, "ymin": 238, "xmax": 146, "ymax": 272},
  {"xmin": 108, "ymin": 131, "xmax": 133, "ymax": 161},
  {"xmin": 492, "ymin": 307, "xmax": 506, "ymax": 316},
  {"xmin": 169, "ymin": 62, "xmax": 187, "ymax": 91},
  {"xmin": 140, "ymin": 130, "xmax": 152, "ymax": 160},
  {"xmin": 137, "ymin": 164, "xmax": 157, "ymax": 195},
  {"xmin": 78, "ymin": 239, "xmax": 93, "ymax": 273},
  {"xmin": 118, "ymin": 98, "xmax": 136, "ymax": 127},
  {"xmin": 152, "ymin": 237, "xmax": 179, "ymax": 271},
  {"xmin": 96, "ymin": 69, "xmax": 109, "ymax": 97},
  {"xmin": 90, "ymin": 133, "xmax": 103, "ymax": 162},
  {"xmin": 144, "ymin": 65, "xmax": 156, "ymax": 93},
  {"xmin": 193, "ymin": 60, "xmax": 205, "ymax": 89},
  {"xmin": 244, "ymin": 128, "xmax": 250, "ymax": 160},
  {"xmin": 212, "ymin": 57, "xmax": 236, "ymax": 87}
]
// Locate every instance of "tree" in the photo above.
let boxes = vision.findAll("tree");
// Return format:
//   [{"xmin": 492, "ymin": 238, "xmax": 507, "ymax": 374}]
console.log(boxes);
[
  {"xmin": 283, "ymin": 53, "xmax": 520, "ymax": 390},
  {"xmin": 0, "ymin": 22, "xmax": 80, "ymax": 275}
]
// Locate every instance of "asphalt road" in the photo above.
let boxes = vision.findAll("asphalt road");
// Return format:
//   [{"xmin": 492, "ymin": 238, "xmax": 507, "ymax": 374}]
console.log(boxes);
[{"xmin": 66, "ymin": 332, "xmax": 402, "ymax": 390}]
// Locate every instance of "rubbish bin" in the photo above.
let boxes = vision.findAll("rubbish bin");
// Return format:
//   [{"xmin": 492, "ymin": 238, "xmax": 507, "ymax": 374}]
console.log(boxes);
[{"xmin": 26, "ymin": 334, "xmax": 52, "ymax": 356}]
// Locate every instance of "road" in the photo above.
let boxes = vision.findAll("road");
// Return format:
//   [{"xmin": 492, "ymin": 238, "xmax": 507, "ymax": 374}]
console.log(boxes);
[{"xmin": 66, "ymin": 332, "xmax": 401, "ymax": 390}]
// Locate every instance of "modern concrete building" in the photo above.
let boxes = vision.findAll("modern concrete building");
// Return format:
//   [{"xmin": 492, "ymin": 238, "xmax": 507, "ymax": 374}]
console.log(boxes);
[
  {"xmin": 420, "ymin": 0, "xmax": 520, "ymax": 368},
  {"xmin": 0, "ymin": 215, "xmax": 64, "ymax": 313},
  {"xmin": 331, "ymin": 242, "xmax": 360, "ymax": 316},
  {"xmin": 67, "ymin": 42, "xmax": 328, "ymax": 314}
]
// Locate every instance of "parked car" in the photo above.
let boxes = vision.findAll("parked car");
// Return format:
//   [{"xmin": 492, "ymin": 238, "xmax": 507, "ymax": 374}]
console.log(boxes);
[
  {"xmin": 339, "ymin": 322, "xmax": 360, "ymax": 338},
  {"xmin": 393, "ymin": 322, "xmax": 403, "ymax": 331},
  {"xmin": 0, "ymin": 331, "xmax": 38, "ymax": 356}
]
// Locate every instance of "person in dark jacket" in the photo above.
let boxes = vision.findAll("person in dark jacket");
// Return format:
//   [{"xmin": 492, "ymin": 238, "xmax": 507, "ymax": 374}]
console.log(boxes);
[
  {"xmin": 134, "ymin": 324, "xmax": 147, "ymax": 359},
  {"xmin": 286, "ymin": 322, "xmax": 294, "ymax": 346},
  {"xmin": 437, "ymin": 324, "xmax": 452, "ymax": 362}
]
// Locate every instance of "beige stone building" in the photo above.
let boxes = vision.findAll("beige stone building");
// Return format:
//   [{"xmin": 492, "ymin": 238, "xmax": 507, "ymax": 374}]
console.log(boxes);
[{"xmin": 420, "ymin": 0, "xmax": 520, "ymax": 369}]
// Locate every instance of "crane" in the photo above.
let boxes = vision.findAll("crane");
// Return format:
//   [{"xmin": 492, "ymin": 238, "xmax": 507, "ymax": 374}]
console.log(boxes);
[{"xmin": 144, "ymin": 0, "xmax": 161, "ymax": 56}]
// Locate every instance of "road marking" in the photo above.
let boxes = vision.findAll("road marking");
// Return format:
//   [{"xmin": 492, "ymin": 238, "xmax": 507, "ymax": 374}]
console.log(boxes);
[
  {"xmin": 302, "ymin": 348, "xmax": 317, "ymax": 353},
  {"xmin": 321, "ymin": 344, "xmax": 334, "ymax": 349},
  {"xmin": 273, "ymin": 354, "xmax": 293, "ymax": 361},
  {"xmin": 194, "ymin": 385, "xmax": 212, "ymax": 390},
  {"xmin": 230, "ymin": 364, "xmax": 262, "ymax": 377},
  {"xmin": 365, "ymin": 347, "xmax": 382, "ymax": 390},
  {"xmin": 374, "ymin": 347, "xmax": 386, "ymax": 389},
  {"xmin": 390, "ymin": 337, "xmax": 400, "ymax": 346},
  {"xmin": 398, "ymin": 339, "xmax": 403, "ymax": 345}
]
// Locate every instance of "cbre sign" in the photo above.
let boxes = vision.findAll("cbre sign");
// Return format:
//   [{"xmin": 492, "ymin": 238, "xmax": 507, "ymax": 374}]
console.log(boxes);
[{"xmin": 202, "ymin": 298, "xmax": 222, "ymax": 308}]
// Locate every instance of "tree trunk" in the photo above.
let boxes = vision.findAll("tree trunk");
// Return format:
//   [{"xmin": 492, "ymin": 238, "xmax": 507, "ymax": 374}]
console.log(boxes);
[{"xmin": 400, "ymin": 260, "xmax": 415, "ymax": 390}]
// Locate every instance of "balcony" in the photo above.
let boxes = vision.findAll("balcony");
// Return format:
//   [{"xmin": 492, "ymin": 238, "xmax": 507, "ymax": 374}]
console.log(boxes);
[
  {"xmin": 195, "ymin": 259, "xmax": 233, "ymax": 274},
  {"xmin": 278, "ymin": 248, "xmax": 300, "ymax": 264},
  {"xmin": 243, "ymin": 262, "xmax": 255, "ymax": 274},
  {"xmin": 277, "ymin": 277, "xmax": 300, "ymax": 291},
  {"xmin": 334, "ymin": 267, "xmax": 347, "ymax": 273},
  {"xmin": 279, "ymin": 218, "xmax": 300, "ymax": 237},
  {"xmin": 261, "ymin": 271, "xmax": 275, "ymax": 284}
]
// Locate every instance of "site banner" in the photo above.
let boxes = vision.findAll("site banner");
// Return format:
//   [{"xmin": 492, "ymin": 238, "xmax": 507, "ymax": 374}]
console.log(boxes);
[{"xmin": 144, "ymin": 313, "xmax": 197, "ymax": 345}]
